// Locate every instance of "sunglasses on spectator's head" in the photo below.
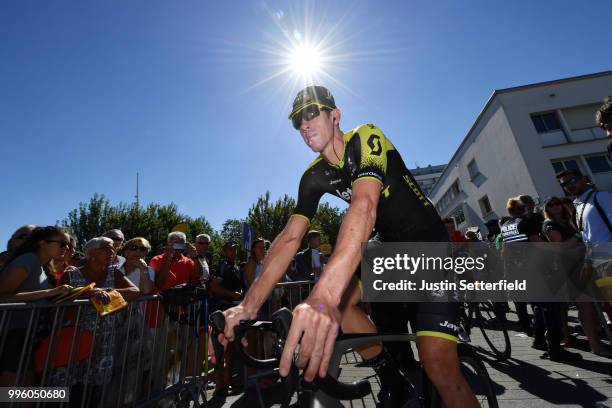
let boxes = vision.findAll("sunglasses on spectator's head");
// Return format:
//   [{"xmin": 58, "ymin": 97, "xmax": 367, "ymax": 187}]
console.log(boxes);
[
  {"xmin": 291, "ymin": 104, "xmax": 332, "ymax": 130},
  {"xmin": 46, "ymin": 239, "xmax": 70, "ymax": 248},
  {"xmin": 560, "ymin": 177, "xmax": 581, "ymax": 187},
  {"xmin": 126, "ymin": 245, "xmax": 148, "ymax": 252}
]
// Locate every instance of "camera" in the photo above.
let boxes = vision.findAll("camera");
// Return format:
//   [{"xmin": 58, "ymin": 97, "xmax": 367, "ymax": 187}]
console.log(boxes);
[{"xmin": 172, "ymin": 243, "xmax": 187, "ymax": 251}]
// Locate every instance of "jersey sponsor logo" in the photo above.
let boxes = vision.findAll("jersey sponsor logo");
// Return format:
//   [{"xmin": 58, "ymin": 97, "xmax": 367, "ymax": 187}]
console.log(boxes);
[
  {"xmin": 367, "ymin": 134, "xmax": 383, "ymax": 156},
  {"xmin": 403, "ymin": 175, "xmax": 431, "ymax": 207},
  {"xmin": 329, "ymin": 179, "xmax": 342, "ymax": 185},
  {"xmin": 335, "ymin": 187, "xmax": 352, "ymax": 201},
  {"xmin": 439, "ymin": 320, "xmax": 460, "ymax": 333},
  {"xmin": 357, "ymin": 171, "xmax": 382, "ymax": 179}
]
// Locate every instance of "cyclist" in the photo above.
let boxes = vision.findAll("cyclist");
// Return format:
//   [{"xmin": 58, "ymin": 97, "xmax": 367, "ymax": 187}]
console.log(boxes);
[{"xmin": 216, "ymin": 86, "xmax": 478, "ymax": 407}]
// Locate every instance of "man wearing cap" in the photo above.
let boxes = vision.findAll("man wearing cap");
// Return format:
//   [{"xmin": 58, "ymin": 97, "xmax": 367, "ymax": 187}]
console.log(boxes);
[{"xmin": 218, "ymin": 86, "xmax": 477, "ymax": 407}]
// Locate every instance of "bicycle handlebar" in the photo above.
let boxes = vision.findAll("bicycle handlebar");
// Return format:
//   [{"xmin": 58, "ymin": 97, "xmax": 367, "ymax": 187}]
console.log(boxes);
[{"xmin": 209, "ymin": 308, "xmax": 372, "ymax": 401}]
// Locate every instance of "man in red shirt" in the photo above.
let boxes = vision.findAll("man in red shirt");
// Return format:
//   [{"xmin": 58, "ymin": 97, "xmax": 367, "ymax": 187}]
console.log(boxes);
[{"xmin": 150, "ymin": 231, "xmax": 198, "ymax": 290}]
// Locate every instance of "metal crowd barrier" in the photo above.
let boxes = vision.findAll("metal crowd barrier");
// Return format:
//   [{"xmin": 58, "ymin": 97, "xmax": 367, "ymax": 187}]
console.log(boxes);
[
  {"xmin": 0, "ymin": 294, "xmax": 209, "ymax": 408},
  {"xmin": 0, "ymin": 280, "xmax": 317, "ymax": 408}
]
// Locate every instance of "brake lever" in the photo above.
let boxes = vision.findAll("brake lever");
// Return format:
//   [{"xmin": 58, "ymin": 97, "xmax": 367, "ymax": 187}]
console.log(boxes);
[{"xmin": 209, "ymin": 311, "xmax": 226, "ymax": 364}]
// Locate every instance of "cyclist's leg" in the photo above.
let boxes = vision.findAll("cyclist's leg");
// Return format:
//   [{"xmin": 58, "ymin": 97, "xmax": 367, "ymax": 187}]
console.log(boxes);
[
  {"xmin": 340, "ymin": 277, "xmax": 410, "ymax": 407},
  {"xmin": 415, "ymin": 303, "xmax": 479, "ymax": 408},
  {"xmin": 339, "ymin": 277, "xmax": 381, "ymax": 359}
]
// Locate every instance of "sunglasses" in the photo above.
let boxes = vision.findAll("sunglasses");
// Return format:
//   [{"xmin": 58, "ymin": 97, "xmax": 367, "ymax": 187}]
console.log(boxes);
[
  {"xmin": 291, "ymin": 104, "xmax": 332, "ymax": 130},
  {"xmin": 126, "ymin": 245, "xmax": 148, "ymax": 252},
  {"xmin": 46, "ymin": 239, "xmax": 70, "ymax": 248},
  {"xmin": 560, "ymin": 177, "xmax": 581, "ymax": 187}
]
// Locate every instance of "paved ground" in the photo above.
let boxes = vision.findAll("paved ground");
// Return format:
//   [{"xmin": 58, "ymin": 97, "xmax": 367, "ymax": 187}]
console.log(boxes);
[{"xmin": 204, "ymin": 307, "xmax": 612, "ymax": 407}]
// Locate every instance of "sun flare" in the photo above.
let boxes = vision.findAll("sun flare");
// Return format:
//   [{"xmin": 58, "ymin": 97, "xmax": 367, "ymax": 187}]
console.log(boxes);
[{"xmin": 287, "ymin": 42, "xmax": 324, "ymax": 79}]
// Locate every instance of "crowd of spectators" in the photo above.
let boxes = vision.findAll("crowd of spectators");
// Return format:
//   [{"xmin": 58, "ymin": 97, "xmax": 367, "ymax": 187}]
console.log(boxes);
[{"xmin": 443, "ymin": 167, "xmax": 612, "ymax": 362}]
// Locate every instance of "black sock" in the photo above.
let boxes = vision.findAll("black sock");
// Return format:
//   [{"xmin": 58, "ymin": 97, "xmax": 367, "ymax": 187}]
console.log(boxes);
[{"xmin": 363, "ymin": 350, "xmax": 404, "ymax": 389}]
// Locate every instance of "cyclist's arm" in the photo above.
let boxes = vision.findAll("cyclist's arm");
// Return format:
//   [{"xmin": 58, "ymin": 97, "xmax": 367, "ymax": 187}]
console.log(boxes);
[
  {"xmin": 242, "ymin": 215, "xmax": 309, "ymax": 315},
  {"xmin": 309, "ymin": 178, "xmax": 380, "ymax": 306}
]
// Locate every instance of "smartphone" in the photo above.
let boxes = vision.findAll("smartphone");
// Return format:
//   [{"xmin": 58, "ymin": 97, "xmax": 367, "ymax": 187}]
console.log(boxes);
[{"xmin": 172, "ymin": 243, "xmax": 187, "ymax": 250}]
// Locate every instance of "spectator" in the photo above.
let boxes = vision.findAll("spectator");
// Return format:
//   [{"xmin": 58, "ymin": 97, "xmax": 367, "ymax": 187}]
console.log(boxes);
[
  {"xmin": 244, "ymin": 237, "xmax": 266, "ymax": 289},
  {"xmin": 293, "ymin": 230, "xmax": 322, "ymax": 281},
  {"xmin": 542, "ymin": 196, "xmax": 582, "ymax": 347},
  {"xmin": 444, "ymin": 218, "xmax": 467, "ymax": 243},
  {"xmin": 54, "ymin": 237, "xmax": 139, "ymax": 404},
  {"xmin": 0, "ymin": 226, "xmax": 73, "ymax": 303},
  {"xmin": 48, "ymin": 235, "xmax": 78, "ymax": 283},
  {"xmin": 501, "ymin": 198, "xmax": 540, "ymax": 338},
  {"xmin": 193, "ymin": 234, "xmax": 212, "ymax": 288},
  {"xmin": 0, "ymin": 224, "xmax": 37, "ymax": 271},
  {"xmin": 0, "ymin": 226, "xmax": 73, "ymax": 386},
  {"xmin": 518, "ymin": 195, "xmax": 545, "ymax": 225},
  {"xmin": 150, "ymin": 231, "xmax": 198, "ymax": 290},
  {"xmin": 103, "ymin": 229, "xmax": 126, "ymax": 268},
  {"xmin": 209, "ymin": 241, "xmax": 243, "ymax": 308},
  {"xmin": 60, "ymin": 237, "xmax": 139, "ymax": 303},
  {"xmin": 557, "ymin": 169, "xmax": 612, "ymax": 358},
  {"xmin": 484, "ymin": 219, "xmax": 500, "ymax": 243},
  {"xmin": 121, "ymin": 237, "xmax": 155, "ymax": 294},
  {"xmin": 208, "ymin": 241, "xmax": 243, "ymax": 396},
  {"xmin": 595, "ymin": 97, "xmax": 612, "ymax": 161}
]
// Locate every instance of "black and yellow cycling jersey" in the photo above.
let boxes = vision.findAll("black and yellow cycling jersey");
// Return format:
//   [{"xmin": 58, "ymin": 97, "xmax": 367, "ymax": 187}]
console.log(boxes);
[{"xmin": 293, "ymin": 124, "xmax": 447, "ymax": 242}]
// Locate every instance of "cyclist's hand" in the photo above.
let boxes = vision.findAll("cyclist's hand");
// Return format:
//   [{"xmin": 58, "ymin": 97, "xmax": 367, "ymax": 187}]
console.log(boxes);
[
  {"xmin": 279, "ymin": 299, "xmax": 340, "ymax": 382},
  {"xmin": 208, "ymin": 304, "xmax": 254, "ymax": 364}
]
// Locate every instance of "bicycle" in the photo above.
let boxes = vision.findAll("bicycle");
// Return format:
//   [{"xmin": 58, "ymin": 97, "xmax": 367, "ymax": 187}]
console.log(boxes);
[
  {"xmin": 460, "ymin": 301, "xmax": 511, "ymax": 361},
  {"xmin": 210, "ymin": 308, "xmax": 499, "ymax": 407}
]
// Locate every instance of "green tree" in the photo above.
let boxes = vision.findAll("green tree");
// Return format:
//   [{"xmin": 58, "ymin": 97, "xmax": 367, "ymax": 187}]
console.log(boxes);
[
  {"xmin": 60, "ymin": 194, "xmax": 214, "ymax": 255},
  {"xmin": 246, "ymin": 191, "xmax": 296, "ymax": 241},
  {"xmin": 311, "ymin": 203, "xmax": 345, "ymax": 248}
]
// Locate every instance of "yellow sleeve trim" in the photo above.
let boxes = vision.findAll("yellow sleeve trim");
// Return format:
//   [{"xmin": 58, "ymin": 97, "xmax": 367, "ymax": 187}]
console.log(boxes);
[
  {"xmin": 416, "ymin": 331, "xmax": 458, "ymax": 343},
  {"xmin": 290, "ymin": 214, "xmax": 311, "ymax": 224},
  {"xmin": 353, "ymin": 176, "xmax": 384, "ymax": 187}
]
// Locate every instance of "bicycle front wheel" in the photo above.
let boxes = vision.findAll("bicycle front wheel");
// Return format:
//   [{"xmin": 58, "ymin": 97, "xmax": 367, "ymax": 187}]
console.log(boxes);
[{"xmin": 476, "ymin": 301, "xmax": 511, "ymax": 360}]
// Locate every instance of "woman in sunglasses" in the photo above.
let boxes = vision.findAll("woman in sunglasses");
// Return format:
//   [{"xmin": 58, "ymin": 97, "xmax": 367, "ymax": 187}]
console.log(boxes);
[
  {"xmin": 121, "ymin": 237, "xmax": 155, "ymax": 294},
  {"xmin": 0, "ymin": 226, "xmax": 73, "ymax": 302},
  {"xmin": 0, "ymin": 226, "xmax": 74, "ymax": 386}
]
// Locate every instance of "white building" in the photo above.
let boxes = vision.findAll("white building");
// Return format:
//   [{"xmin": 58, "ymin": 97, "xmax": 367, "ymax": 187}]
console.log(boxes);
[
  {"xmin": 430, "ymin": 71, "xmax": 612, "ymax": 234},
  {"xmin": 409, "ymin": 164, "xmax": 446, "ymax": 197}
]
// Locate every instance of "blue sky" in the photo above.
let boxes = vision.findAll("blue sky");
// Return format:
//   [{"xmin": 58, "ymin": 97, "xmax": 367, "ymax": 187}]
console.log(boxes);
[{"xmin": 2, "ymin": 0, "xmax": 611, "ymax": 245}]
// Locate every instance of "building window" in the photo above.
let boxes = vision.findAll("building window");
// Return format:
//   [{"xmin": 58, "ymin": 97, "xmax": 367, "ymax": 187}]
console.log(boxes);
[
  {"xmin": 531, "ymin": 112, "xmax": 562, "ymax": 133},
  {"xmin": 450, "ymin": 206, "xmax": 466, "ymax": 225},
  {"xmin": 551, "ymin": 159, "xmax": 579, "ymax": 175},
  {"xmin": 585, "ymin": 155, "xmax": 612, "ymax": 174},
  {"xmin": 467, "ymin": 159, "xmax": 481, "ymax": 180},
  {"xmin": 478, "ymin": 195, "xmax": 493, "ymax": 217},
  {"xmin": 438, "ymin": 179, "xmax": 462, "ymax": 211}
]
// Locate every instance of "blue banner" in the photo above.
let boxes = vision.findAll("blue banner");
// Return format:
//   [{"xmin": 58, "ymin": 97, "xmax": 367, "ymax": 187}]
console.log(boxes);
[{"xmin": 242, "ymin": 222, "xmax": 255, "ymax": 252}]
